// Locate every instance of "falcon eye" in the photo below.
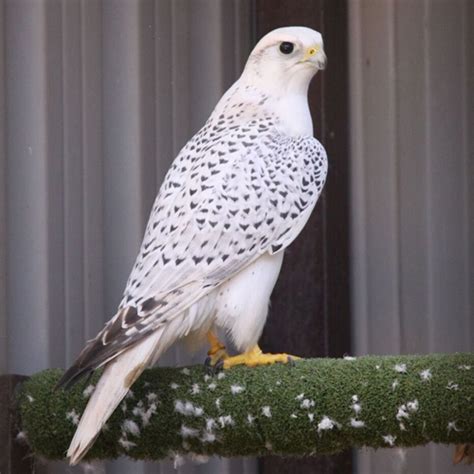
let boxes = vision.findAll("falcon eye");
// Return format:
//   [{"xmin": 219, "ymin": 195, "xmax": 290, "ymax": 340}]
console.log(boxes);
[{"xmin": 279, "ymin": 41, "xmax": 294, "ymax": 55}]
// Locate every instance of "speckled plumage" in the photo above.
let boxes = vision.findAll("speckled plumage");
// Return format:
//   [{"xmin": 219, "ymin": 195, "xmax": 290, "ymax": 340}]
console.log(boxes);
[
  {"xmin": 58, "ymin": 26, "xmax": 328, "ymax": 464},
  {"xmin": 116, "ymin": 91, "xmax": 327, "ymax": 345}
]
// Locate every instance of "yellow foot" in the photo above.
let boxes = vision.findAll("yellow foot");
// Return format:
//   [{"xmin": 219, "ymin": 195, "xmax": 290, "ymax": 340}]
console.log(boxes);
[
  {"xmin": 205, "ymin": 330, "xmax": 229, "ymax": 366},
  {"xmin": 223, "ymin": 345, "xmax": 301, "ymax": 369}
]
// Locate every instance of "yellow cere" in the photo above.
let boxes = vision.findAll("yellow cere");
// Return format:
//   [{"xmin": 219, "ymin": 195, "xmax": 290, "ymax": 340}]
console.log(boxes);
[{"xmin": 302, "ymin": 45, "xmax": 320, "ymax": 62}]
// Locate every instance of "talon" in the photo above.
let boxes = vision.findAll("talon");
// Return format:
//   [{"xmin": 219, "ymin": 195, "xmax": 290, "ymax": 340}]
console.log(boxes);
[
  {"xmin": 214, "ymin": 359, "xmax": 224, "ymax": 372},
  {"xmin": 204, "ymin": 356, "xmax": 224, "ymax": 375},
  {"xmin": 204, "ymin": 330, "xmax": 229, "ymax": 371},
  {"xmin": 222, "ymin": 345, "xmax": 302, "ymax": 369},
  {"xmin": 204, "ymin": 357, "xmax": 217, "ymax": 375}
]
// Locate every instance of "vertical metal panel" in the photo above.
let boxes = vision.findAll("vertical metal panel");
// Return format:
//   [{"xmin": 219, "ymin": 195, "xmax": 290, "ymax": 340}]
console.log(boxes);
[
  {"xmin": 0, "ymin": 1, "xmax": 7, "ymax": 375},
  {"xmin": 426, "ymin": 0, "xmax": 470, "ymax": 354},
  {"xmin": 467, "ymin": 0, "xmax": 474, "ymax": 354},
  {"xmin": 6, "ymin": 0, "xmax": 52, "ymax": 373},
  {"xmin": 44, "ymin": 0, "xmax": 67, "ymax": 371},
  {"xmin": 350, "ymin": 1, "xmax": 473, "ymax": 473},
  {"xmin": 81, "ymin": 0, "xmax": 106, "ymax": 347},
  {"xmin": 427, "ymin": 1, "xmax": 471, "ymax": 471},
  {"xmin": 1, "ymin": 1, "xmax": 255, "ymax": 473},
  {"xmin": 395, "ymin": 0, "xmax": 430, "ymax": 357},
  {"xmin": 62, "ymin": 0, "xmax": 86, "ymax": 366},
  {"xmin": 102, "ymin": 0, "xmax": 150, "ymax": 319},
  {"xmin": 360, "ymin": 1, "xmax": 401, "ymax": 355}
]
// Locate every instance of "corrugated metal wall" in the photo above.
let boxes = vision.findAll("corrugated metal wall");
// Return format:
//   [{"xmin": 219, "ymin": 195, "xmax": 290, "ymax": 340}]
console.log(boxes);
[
  {"xmin": 349, "ymin": 1, "xmax": 473, "ymax": 473},
  {"xmin": 0, "ymin": 1, "xmax": 257, "ymax": 473}
]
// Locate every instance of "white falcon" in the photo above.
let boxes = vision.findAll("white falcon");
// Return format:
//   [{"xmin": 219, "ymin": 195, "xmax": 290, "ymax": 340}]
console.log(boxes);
[{"xmin": 57, "ymin": 26, "xmax": 328, "ymax": 464}]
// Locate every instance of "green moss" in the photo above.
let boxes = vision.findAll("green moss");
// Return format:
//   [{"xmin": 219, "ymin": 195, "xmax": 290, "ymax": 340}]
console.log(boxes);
[{"xmin": 18, "ymin": 353, "xmax": 474, "ymax": 463}]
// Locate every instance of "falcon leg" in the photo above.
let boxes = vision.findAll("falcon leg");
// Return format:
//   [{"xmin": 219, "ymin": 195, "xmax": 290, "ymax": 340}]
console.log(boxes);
[
  {"xmin": 222, "ymin": 344, "xmax": 300, "ymax": 369},
  {"xmin": 205, "ymin": 330, "xmax": 229, "ymax": 367}
]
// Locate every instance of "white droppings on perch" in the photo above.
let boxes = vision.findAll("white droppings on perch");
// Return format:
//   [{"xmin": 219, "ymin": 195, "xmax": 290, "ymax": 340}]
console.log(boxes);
[
  {"xmin": 382, "ymin": 434, "xmax": 396, "ymax": 446},
  {"xmin": 394, "ymin": 363, "xmax": 407, "ymax": 373},
  {"xmin": 132, "ymin": 399, "xmax": 157, "ymax": 426},
  {"xmin": 350, "ymin": 418, "xmax": 365, "ymax": 428},
  {"xmin": 118, "ymin": 437, "xmax": 137, "ymax": 450},
  {"xmin": 121, "ymin": 419, "xmax": 140, "ymax": 436},
  {"xmin": 317, "ymin": 416, "xmax": 340, "ymax": 433},
  {"xmin": 230, "ymin": 384, "xmax": 245, "ymax": 394},
  {"xmin": 351, "ymin": 395, "xmax": 362, "ymax": 414},
  {"xmin": 206, "ymin": 417, "xmax": 216, "ymax": 431},
  {"xmin": 66, "ymin": 409, "xmax": 80, "ymax": 426},
  {"xmin": 419, "ymin": 369, "xmax": 432, "ymax": 381},
  {"xmin": 201, "ymin": 431, "xmax": 216, "ymax": 443},
  {"xmin": 174, "ymin": 400, "xmax": 204, "ymax": 417},
  {"xmin": 218, "ymin": 415, "xmax": 234, "ymax": 428},
  {"xmin": 446, "ymin": 381, "xmax": 459, "ymax": 391},
  {"xmin": 16, "ymin": 431, "xmax": 28, "ymax": 442},
  {"xmin": 146, "ymin": 392, "xmax": 158, "ymax": 402},
  {"xmin": 406, "ymin": 400, "xmax": 419, "ymax": 412},
  {"xmin": 180, "ymin": 425, "xmax": 200, "ymax": 438},
  {"xmin": 447, "ymin": 421, "xmax": 462, "ymax": 434},
  {"xmin": 82, "ymin": 384, "xmax": 95, "ymax": 398},
  {"xmin": 300, "ymin": 398, "xmax": 315, "ymax": 409}
]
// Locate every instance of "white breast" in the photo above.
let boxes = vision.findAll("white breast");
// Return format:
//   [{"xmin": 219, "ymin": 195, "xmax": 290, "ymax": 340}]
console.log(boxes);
[{"xmin": 213, "ymin": 252, "xmax": 284, "ymax": 351}]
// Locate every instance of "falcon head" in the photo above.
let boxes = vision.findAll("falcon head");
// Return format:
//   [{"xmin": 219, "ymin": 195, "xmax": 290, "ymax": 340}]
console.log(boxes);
[{"xmin": 243, "ymin": 26, "xmax": 326, "ymax": 92}]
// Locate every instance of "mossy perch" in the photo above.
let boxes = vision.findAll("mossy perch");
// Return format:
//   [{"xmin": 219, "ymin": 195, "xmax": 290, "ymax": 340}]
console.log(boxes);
[{"xmin": 18, "ymin": 353, "xmax": 474, "ymax": 463}]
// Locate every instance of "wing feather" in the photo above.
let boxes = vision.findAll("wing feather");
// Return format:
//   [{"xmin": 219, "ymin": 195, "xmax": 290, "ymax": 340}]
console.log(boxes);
[{"xmin": 57, "ymin": 123, "xmax": 327, "ymax": 388}]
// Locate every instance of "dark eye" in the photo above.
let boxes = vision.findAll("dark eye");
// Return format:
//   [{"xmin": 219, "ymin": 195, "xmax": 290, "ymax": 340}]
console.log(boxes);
[{"xmin": 279, "ymin": 42, "xmax": 294, "ymax": 55}]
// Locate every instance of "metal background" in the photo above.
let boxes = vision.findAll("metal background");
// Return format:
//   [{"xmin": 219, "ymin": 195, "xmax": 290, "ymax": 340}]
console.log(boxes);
[
  {"xmin": 0, "ymin": 0, "xmax": 257, "ymax": 472},
  {"xmin": 350, "ymin": 1, "xmax": 473, "ymax": 473}
]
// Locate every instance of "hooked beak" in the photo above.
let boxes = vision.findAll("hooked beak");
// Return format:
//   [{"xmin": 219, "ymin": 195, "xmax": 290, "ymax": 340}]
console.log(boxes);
[{"xmin": 316, "ymin": 51, "xmax": 327, "ymax": 70}]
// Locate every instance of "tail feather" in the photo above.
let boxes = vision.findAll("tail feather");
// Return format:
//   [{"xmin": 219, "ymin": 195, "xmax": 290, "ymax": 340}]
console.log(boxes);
[
  {"xmin": 67, "ymin": 328, "xmax": 165, "ymax": 465},
  {"xmin": 55, "ymin": 365, "xmax": 93, "ymax": 391}
]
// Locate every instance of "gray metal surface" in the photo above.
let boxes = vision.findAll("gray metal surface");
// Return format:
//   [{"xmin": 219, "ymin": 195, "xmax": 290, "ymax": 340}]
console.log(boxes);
[
  {"xmin": 349, "ymin": 0, "xmax": 473, "ymax": 473},
  {"xmin": 0, "ymin": 1, "xmax": 256, "ymax": 473}
]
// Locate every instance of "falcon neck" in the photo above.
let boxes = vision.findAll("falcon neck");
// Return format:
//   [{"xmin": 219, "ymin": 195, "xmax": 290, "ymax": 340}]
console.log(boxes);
[
  {"xmin": 216, "ymin": 78, "xmax": 314, "ymax": 138},
  {"xmin": 272, "ymin": 92, "xmax": 313, "ymax": 137}
]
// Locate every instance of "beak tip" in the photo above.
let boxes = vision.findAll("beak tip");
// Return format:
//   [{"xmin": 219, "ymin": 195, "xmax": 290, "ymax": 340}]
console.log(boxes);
[{"xmin": 319, "ymin": 53, "xmax": 327, "ymax": 70}]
